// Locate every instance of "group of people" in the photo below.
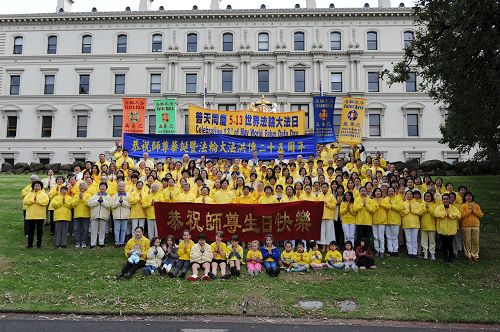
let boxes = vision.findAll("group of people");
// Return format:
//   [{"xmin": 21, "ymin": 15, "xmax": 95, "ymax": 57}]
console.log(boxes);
[{"xmin": 21, "ymin": 140, "xmax": 485, "ymax": 280}]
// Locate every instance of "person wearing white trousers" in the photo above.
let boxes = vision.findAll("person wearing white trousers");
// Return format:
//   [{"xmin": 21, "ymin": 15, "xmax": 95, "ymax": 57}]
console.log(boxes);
[
  {"xmin": 386, "ymin": 225, "xmax": 400, "ymax": 255},
  {"xmin": 131, "ymin": 218, "xmax": 145, "ymax": 233},
  {"xmin": 373, "ymin": 225, "xmax": 386, "ymax": 256},
  {"xmin": 342, "ymin": 224, "xmax": 356, "ymax": 245},
  {"xmin": 403, "ymin": 228, "xmax": 419, "ymax": 257},
  {"xmin": 147, "ymin": 219, "xmax": 158, "ymax": 240}
]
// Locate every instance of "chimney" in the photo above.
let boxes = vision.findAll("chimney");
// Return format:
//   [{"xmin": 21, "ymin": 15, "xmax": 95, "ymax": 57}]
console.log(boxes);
[
  {"xmin": 306, "ymin": 0, "xmax": 317, "ymax": 9},
  {"xmin": 378, "ymin": 0, "xmax": 392, "ymax": 8},
  {"xmin": 56, "ymin": 0, "xmax": 74, "ymax": 12},
  {"xmin": 210, "ymin": 0, "xmax": 221, "ymax": 10},
  {"xmin": 139, "ymin": 0, "xmax": 154, "ymax": 11}
]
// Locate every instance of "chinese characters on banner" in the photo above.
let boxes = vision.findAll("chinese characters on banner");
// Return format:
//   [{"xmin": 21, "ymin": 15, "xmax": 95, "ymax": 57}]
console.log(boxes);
[
  {"xmin": 122, "ymin": 98, "xmax": 146, "ymax": 135},
  {"xmin": 154, "ymin": 99, "xmax": 177, "ymax": 134},
  {"xmin": 313, "ymin": 96, "xmax": 337, "ymax": 144},
  {"xmin": 154, "ymin": 201, "xmax": 324, "ymax": 241},
  {"xmin": 337, "ymin": 97, "xmax": 367, "ymax": 145},
  {"xmin": 123, "ymin": 133, "xmax": 317, "ymax": 160},
  {"xmin": 188, "ymin": 105, "xmax": 305, "ymax": 137}
]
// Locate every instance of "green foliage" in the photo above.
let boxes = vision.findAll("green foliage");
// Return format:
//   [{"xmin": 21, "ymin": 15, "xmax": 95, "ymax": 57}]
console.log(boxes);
[
  {"xmin": 0, "ymin": 175, "xmax": 499, "ymax": 322},
  {"xmin": 382, "ymin": 0, "xmax": 500, "ymax": 161}
]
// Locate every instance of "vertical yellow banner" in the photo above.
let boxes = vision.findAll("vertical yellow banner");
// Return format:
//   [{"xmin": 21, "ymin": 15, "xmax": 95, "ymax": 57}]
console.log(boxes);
[{"xmin": 337, "ymin": 97, "xmax": 366, "ymax": 145}]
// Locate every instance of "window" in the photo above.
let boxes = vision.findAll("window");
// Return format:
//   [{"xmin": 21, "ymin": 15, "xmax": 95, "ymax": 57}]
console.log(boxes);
[
  {"xmin": 369, "ymin": 114, "xmax": 381, "ymax": 136},
  {"xmin": 41, "ymin": 116, "xmax": 52, "ymax": 138},
  {"xmin": 294, "ymin": 32, "xmax": 305, "ymax": 51},
  {"xmin": 330, "ymin": 32, "xmax": 341, "ymax": 50},
  {"xmin": 152, "ymin": 34, "xmax": 162, "ymax": 52},
  {"xmin": 330, "ymin": 72, "xmax": 342, "ymax": 92},
  {"xmin": 114, "ymin": 74, "xmax": 125, "ymax": 94},
  {"xmin": 186, "ymin": 73, "xmax": 197, "ymax": 93},
  {"xmin": 39, "ymin": 157, "xmax": 50, "ymax": 165},
  {"xmin": 79, "ymin": 74, "xmax": 90, "ymax": 94},
  {"xmin": 406, "ymin": 72, "xmax": 417, "ymax": 92},
  {"xmin": 258, "ymin": 33, "xmax": 269, "ymax": 51},
  {"xmin": 44, "ymin": 75, "xmax": 55, "ymax": 95},
  {"xmin": 112, "ymin": 115, "xmax": 123, "ymax": 137},
  {"xmin": 10, "ymin": 75, "xmax": 20, "ymax": 95},
  {"xmin": 82, "ymin": 35, "xmax": 92, "ymax": 53},
  {"xmin": 150, "ymin": 74, "xmax": 161, "ymax": 93},
  {"xmin": 258, "ymin": 70, "xmax": 269, "ymax": 93},
  {"xmin": 77, "ymin": 115, "xmax": 88, "ymax": 138},
  {"xmin": 13, "ymin": 36, "xmax": 23, "ymax": 54},
  {"xmin": 218, "ymin": 104, "xmax": 237, "ymax": 111},
  {"xmin": 404, "ymin": 31, "xmax": 414, "ymax": 48},
  {"xmin": 6, "ymin": 116, "xmax": 17, "ymax": 138},
  {"xmin": 367, "ymin": 31, "xmax": 378, "ymax": 50},
  {"xmin": 47, "ymin": 35, "xmax": 57, "ymax": 54},
  {"xmin": 222, "ymin": 33, "xmax": 233, "ymax": 52},
  {"xmin": 187, "ymin": 33, "xmax": 198, "ymax": 52},
  {"xmin": 294, "ymin": 70, "xmax": 305, "ymax": 92},
  {"xmin": 184, "ymin": 114, "xmax": 189, "ymax": 134},
  {"xmin": 149, "ymin": 114, "xmax": 156, "ymax": 134},
  {"xmin": 407, "ymin": 114, "xmax": 419, "ymax": 137},
  {"xmin": 117, "ymin": 34, "xmax": 127, "ymax": 53},
  {"xmin": 222, "ymin": 70, "xmax": 233, "ymax": 93},
  {"xmin": 333, "ymin": 113, "xmax": 342, "ymax": 136},
  {"xmin": 368, "ymin": 72, "xmax": 379, "ymax": 92},
  {"xmin": 291, "ymin": 104, "xmax": 309, "ymax": 128},
  {"xmin": 3, "ymin": 157, "xmax": 15, "ymax": 166}
]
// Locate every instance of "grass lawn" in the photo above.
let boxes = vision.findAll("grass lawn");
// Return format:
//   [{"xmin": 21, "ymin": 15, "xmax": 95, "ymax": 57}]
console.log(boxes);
[{"xmin": 0, "ymin": 175, "xmax": 498, "ymax": 323}]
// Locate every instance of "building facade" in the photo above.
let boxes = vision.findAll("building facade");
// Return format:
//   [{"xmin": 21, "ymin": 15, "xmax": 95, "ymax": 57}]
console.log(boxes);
[{"xmin": 0, "ymin": 0, "xmax": 464, "ymax": 165}]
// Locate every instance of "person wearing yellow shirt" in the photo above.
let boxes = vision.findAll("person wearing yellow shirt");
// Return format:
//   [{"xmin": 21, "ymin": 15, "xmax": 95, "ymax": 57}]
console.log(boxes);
[
  {"xmin": 279, "ymin": 241, "xmax": 295, "ymax": 271},
  {"xmin": 325, "ymin": 241, "xmax": 343, "ymax": 269},
  {"xmin": 226, "ymin": 234, "xmax": 244, "ymax": 276},
  {"xmin": 385, "ymin": 187, "xmax": 405, "ymax": 256},
  {"xmin": 90, "ymin": 165, "xmax": 101, "ymax": 184},
  {"xmin": 353, "ymin": 187, "xmax": 377, "ymax": 243},
  {"xmin": 370, "ymin": 159, "xmax": 385, "ymax": 175},
  {"xmin": 167, "ymin": 230, "xmax": 194, "ymax": 279},
  {"xmin": 142, "ymin": 183, "xmax": 163, "ymax": 239},
  {"xmin": 234, "ymin": 186, "xmax": 257, "ymax": 204},
  {"xmin": 84, "ymin": 177, "xmax": 99, "ymax": 196},
  {"xmin": 51, "ymin": 186, "xmax": 73, "ymax": 248},
  {"xmin": 299, "ymin": 184, "xmax": 320, "ymax": 201},
  {"xmin": 421, "ymin": 192, "xmax": 438, "ymax": 260},
  {"xmin": 116, "ymin": 149, "xmax": 135, "ymax": 170},
  {"xmin": 240, "ymin": 160, "xmax": 251, "ymax": 179},
  {"xmin": 251, "ymin": 182, "xmax": 264, "ymax": 202},
  {"xmin": 72, "ymin": 182, "xmax": 92, "ymax": 248},
  {"xmin": 319, "ymin": 183, "xmax": 337, "ymax": 252},
  {"xmin": 290, "ymin": 241, "xmax": 310, "ymax": 272},
  {"xmin": 460, "ymin": 192, "xmax": 484, "ymax": 262},
  {"xmin": 95, "ymin": 153, "xmax": 111, "ymax": 171},
  {"xmin": 129, "ymin": 181, "xmax": 147, "ymax": 231},
  {"xmin": 309, "ymin": 241, "xmax": 328, "ymax": 269},
  {"xmin": 175, "ymin": 183, "xmax": 196, "ymax": 203},
  {"xmin": 48, "ymin": 175, "xmax": 66, "ymax": 235},
  {"xmin": 401, "ymin": 190, "xmax": 424, "ymax": 258},
  {"xmin": 231, "ymin": 176, "xmax": 245, "ymax": 198},
  {"xmin": 117, "ymin": 226, "xmax": 151, "ymax": 279},
  {"xmin": 434, "ymin": 193, "xmax": 462, "ymax": 262},
  {"xmin": 210, "ymin": 231, "xmax": 230, "ymax": 279},
  {"xmin": 340, "ymin": 191, "xmax": 356, "ymax": 245},
  {"xmin": 282, "ymin": 186, "xmax": 298, "ymax": 203},
  {"xmin": 24, "ymin": 180, "xmax": 49, "ymax": 248},
  {"xmin": 214, "ymin": 180, "xmax": 236, "ymax": 204},
  {"xmin": 246, "ymin": 240, "xmax": 264, "ymax": 276},
  {"xmin": 371, "ymin": 188, "xmax": 390, "ymax": 257},
  {"xmin": 195, "ymin": 186, "xmax": 214, "ymax": 203},
  {"xmin": 258, "ymin": 186, "xmax": 279, "ymax": 204},
  {"xmin": 414, "ymin": 177, "xmax": 427, "ymax": 194}
]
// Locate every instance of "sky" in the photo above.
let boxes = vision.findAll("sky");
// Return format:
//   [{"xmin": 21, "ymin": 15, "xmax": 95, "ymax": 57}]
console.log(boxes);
[{"xmin": 0, "ymin": 0, "xmax": 414, "ymax": 14}]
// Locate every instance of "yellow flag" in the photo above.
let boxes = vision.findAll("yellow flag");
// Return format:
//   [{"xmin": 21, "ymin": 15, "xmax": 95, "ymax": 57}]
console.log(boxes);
[{"xmin": 338, "ymin": 97, "xmax": 366, "ymax": 145}]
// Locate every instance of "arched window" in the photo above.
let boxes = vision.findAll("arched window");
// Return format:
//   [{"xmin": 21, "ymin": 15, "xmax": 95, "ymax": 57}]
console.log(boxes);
[
  {"xmin": 13, "ymin": 36, "xmax": 23, "ymax": 54},
  {"xmin": 330, "ymin": 32, "xmax": 341, "ymax": 50},
  {"xmin": 367, "ymin": 31, "xmax": 378, "ymax": 50},
  {"xmin": 117, "ymin": 34, "xmax": 127, "ymax": 53},
  {"xmin": 47, "ymin": 35, "xmax": 57, "ymax": 54},
  {"xmin": 294, "ymin": 32, "xmax": 305, "ymax": 51},
  {"xmin": 152, "ymin": 34, "xmax": 162, "ymax": 52},
  {"xmin": 187, "ymin": 33, "xmax": 198, "ymax": 52},
  {"xmin": 222, "ymin": 33, "xmax": 233, "ymax": 52},
  {"xmin": 82, "ymin": 35, "xmax": 92, "ymax": 54},
  {"xmin": 258, "ymin": 33, "xmax": 269, "ymax": 51},
  {"xmin": 404, "ymin": 31, "xmax": 414, "ymax": 48}
]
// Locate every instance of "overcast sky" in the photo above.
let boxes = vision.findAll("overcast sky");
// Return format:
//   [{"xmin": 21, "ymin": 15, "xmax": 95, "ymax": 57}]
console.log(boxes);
[{"xmin": 0, "ymin": 0, "xmax": 414, "ymax": 14}]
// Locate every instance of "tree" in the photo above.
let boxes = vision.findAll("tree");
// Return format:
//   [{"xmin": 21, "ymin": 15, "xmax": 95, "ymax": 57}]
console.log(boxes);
[{"xmin": 382, "ymin": 0, "xmax": 500, "ymax": 161}]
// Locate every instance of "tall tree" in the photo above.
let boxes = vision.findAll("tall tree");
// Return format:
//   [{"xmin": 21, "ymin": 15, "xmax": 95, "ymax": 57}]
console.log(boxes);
[{"xmin": 383, "ymin": 0, "xmax": 500, "ymax": 161}]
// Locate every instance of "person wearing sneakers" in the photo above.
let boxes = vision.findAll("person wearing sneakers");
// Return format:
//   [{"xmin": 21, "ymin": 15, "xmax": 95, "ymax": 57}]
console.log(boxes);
[
  {"xmin": 342, "ymin": 241, "xmax": 358, "ymax": 272},
  {"xmin": 188, "ymin": 233, "xmax": 213, "ymax": 282}
]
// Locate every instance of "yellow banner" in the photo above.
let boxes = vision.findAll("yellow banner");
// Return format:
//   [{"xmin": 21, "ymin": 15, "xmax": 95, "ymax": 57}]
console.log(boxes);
[
  {"xmin": 188, "ymin": 105, "xmax": 305, "ymax": 137},
  {"xmin": 338, "ymin": 97, "xmax": 366, "ymax": 145}
]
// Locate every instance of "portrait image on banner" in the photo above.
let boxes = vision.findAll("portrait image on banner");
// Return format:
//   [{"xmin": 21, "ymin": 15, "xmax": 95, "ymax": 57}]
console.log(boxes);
[
  {"xmin": 122, "ymin": 98, "xmax": 146, "ymax": 135},
  {"xmin": 154, "ymin": 99, "xmax": 177, "ymax": 134},
  {"xmin": 313, "ymin": 96, "xmax": 336, "ymax": 143},
  {"xmin": 338, "ymin": 97, "xmax": 366, "ymax": 145}
]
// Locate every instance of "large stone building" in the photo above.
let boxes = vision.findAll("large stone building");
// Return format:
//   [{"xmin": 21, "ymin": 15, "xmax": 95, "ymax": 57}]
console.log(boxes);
[{"xmin": 0, "ymin": 0, "xmax": 464, "ymax": 165}]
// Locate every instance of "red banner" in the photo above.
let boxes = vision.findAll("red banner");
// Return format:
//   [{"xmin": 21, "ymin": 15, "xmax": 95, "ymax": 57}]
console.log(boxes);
[
  {"xmin": 122, "ymin": 98, "xmax": 146, "ymax": 135},
  {"xmin": 154, "ymin": 201, "xmax": 324, "ymax": 242}
]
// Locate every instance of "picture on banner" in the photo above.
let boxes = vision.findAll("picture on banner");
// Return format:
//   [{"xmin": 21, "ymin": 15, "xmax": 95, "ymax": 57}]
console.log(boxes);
[
  {"xmin": 188, "ymin": 105, "xmax": 305, "ymax": 137},
  {"xmin": 313, "ymin": 96, "xmax": 337, "ymax": 144},
  {"xmin": 154, "ymin": 201, "xmax": 324, "ymax": 242},
  {"xmin": 123, "ymin": 133, "xmax": 317, "ymax": 160},
  {"xmin": 154, "ymin": 99, "xmax": 177, "ymax": 134},
  {"xmin": 337, "ymin": 97, "xmax": 366, "ymax": 145},
  {"xmin": 122, "ymin": 98, "xmax": 146, "ymax": 135}
]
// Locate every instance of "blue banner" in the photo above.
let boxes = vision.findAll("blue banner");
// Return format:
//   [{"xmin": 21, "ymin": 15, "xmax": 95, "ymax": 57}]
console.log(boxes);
[
  {"xmin": 314, "ymin": 96, "xmax": 337, "ymax": 144},
  {"xmin": 123, "ymin": 133, "xmax": 317, "ymax": 160}
]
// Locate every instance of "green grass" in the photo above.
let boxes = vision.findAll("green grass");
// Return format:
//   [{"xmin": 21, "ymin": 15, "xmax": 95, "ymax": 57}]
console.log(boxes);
[{"xmin": 0, "ymin": 175, "xmax": 499, "ymax": 322}]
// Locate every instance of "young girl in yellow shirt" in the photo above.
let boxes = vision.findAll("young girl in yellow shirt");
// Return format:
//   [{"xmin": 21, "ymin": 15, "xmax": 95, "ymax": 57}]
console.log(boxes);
[{"xmin": 246, "ymin": 240, "xmax": 263, "ymax": 276}]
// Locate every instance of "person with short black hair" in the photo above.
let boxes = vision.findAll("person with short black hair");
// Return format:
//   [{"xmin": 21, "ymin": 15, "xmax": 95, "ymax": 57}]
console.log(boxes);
[
  {"xmin": 23, "ymin": 180, "xmax": 49, "ymax": 248},
  {"xmin": 117, "ymin": 226, "xmax": 150, "ymax": 279},
  {"xmin": 88, "ymin": 182, "xmax": 111, "ymax": 248},
  {"xmin": 188, "ymin": 233, "xmax": 213, "ymax": 282}
]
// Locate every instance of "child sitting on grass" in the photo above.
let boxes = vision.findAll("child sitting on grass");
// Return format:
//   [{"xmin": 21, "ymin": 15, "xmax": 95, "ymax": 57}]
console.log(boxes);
[
  {"xmin": 188, "ymin": 233, "xmax": 213, "ymax": 282},
  {"xmin": 160, "ymin": 235, "xmax": 178, "ymax": 275},
  {"xmin": 280, "ymin": 241, "xmax": 294, "ymax": 272},
  {"xmin": 325, "ymin": 241, "xmax": 343, "ymax": 269},
  {"xmin": 168, "ymin": 229, "xmax": 194, "ymax": 279},
  {"xmin": 355, "ymin": 238, "xmax": 377, "ymax": 270},
  {"xmin": 143, "ymin": 237, "xmax": 165, "ymax": 275},
  {"xmin": 246, "ymin": 240, "xmax": 263, "ymax": 276},
  {"xmin": 291, "ymin": 241, "xmax": 310, "ymax": 272},
  {"xmin": 343, "ymin": 241, "xmax": 358, "ymax": 272},
  {"xmin": 227, "ymin": 234, "xmax": 244, "ymax": 277},
  {"xmin": 128, "ymin": 244, "xmax": 142, "ymax": 264},
  {"xmin": 309, "ymin": 241, "xmax": 328, "ymax": 269}
]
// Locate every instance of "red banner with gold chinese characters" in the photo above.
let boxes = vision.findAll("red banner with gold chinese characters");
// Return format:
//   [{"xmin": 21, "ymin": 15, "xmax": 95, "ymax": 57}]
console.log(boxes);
[{"xmin": 154, "ymin": 201, "xmax": 324, "ymax": 242}]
